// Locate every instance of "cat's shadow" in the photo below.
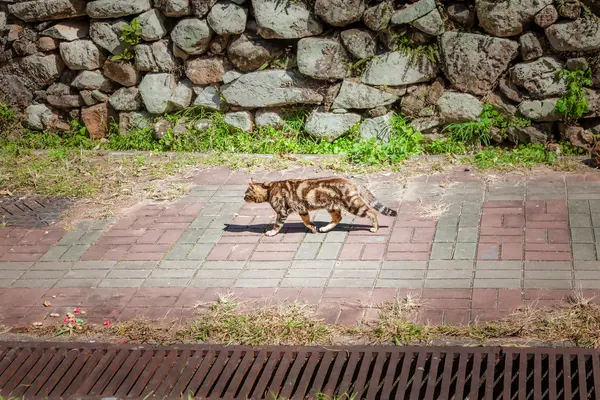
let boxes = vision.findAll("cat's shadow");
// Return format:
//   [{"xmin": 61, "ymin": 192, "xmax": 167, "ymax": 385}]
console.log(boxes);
[{"xmin": 223, "ymin": 222, "xmax": 381, "ymax": 234}]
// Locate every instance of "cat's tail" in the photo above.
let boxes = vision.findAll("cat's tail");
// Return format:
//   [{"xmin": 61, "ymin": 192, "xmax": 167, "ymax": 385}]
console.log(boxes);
[{"xmin": 360, "ymin": 187, "xmax": 398, "ymax": 217}]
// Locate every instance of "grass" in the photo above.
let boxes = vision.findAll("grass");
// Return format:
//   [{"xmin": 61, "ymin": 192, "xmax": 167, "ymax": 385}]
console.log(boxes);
[
  {"xmin": 13, "ymin": 291, "xmax": 600, "ymax": 349},
  {"xmin": 555, "ymin": 68, "xmax": 593, "ymax": 122}
]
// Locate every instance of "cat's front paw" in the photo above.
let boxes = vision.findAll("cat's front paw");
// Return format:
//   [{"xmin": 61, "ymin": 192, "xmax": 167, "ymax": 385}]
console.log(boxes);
[
  {"xmin": 265, "ymin": 229, "xmax": 278, "ymax": 237},
  {"xmin": 369, "ymin": 227, "xmax": 379, "ymax": 233},
  {"xmin": 308, "ymin": 225, "xmax": 317, "ymax": 234}
]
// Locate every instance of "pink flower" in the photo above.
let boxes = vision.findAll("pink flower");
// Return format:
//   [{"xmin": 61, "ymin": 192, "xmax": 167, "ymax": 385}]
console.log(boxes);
[
  {"xmin": 103, "ymin": 320, "xmax": 111, "ymax": 326},
  {"xmin": 74, "ymin": 307, "xmax": 81, "ymax": 313},
  {"xmin": 63, "ymin": 317, "xmax": 69, "ymax": 323}
]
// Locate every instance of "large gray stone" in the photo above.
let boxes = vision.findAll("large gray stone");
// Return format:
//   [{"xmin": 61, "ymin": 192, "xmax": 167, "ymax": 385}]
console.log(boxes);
[
  {"xmin": 361, "ymin": 51, "xmax": 438, "ymax": 86},
  {"xmin": 391, "ymin": 0, "xmax": 436, "ymax": 25},
  {"xmin": 447, "ymin": 3, "xmax": 475, "ymax": 27},
  {"xmin": 314, "ymin": 0, "xmax": 365, "ymax": 27},
  {"xmin": 440, "ymin": 32, "xmax": 518, "ymax": 96},
  {"xmin": 109, "ymin": 87, "xmax": 142, "ymax": 111},
  {"xmin": 508, "ymin": 123, "xmax": 554, "ymax": 144},
  {"xmin": 227, "ymin": 34, "xmax": 280, "ymax": 72},
  {"xmin": 171, "ymin": 18, "xmax": 213, "ymax": 55},
  {"xmin": 545, "ymin": 19, "xmax": 600, "ymax": 52},
  {"xmin": 170, "ymin": 80, "xmax": 194, "ymax": 109},
  {"xmin": 86, "ymin": 0, "xmax": 152, "ymax": 18},
  {"xmin": 363, "ymin": 1, "xmax": 393, "ymax": 31},
  {"xmin": 89, "ymin": 21, "xmax": 126, "ymax": 55},
  {"xmin": 340, "ymin": 29, "xmax": 377, "ymax": 59},
  {"xmin": 138, "ymin": 8, "xmax": 168, "ymax": 41},
  {"xmin": 139, "ymin": 73, "xmax": 177, "ymax": 114},
  {"xmin": 332, "ymin": 81, "xmax": 397, "ymax": 110},
  {"xmin": 534, "ymin": 5, "xmax": 558, "ymax": 28},
  {"xmin": 476, "ymin": 0, "xmax": 553, "ymax": 37},
  {"xmin": 59, "ymin": 40, "xmax": 105, "ymax": 70},
  {"xmin": 154, "ymin": 0, "xmax": 191, "ymax": 16},
  {"xmin": 360, "ymin": 112, "xmax": 394, "ymax": 141},
  {"xmin": 224, "ymin": 111, "xmax": 254, "ymax": 132},
  {"xmin": 190, "ymin": 0, "xmax": 217, "ymax": 18},
  {"xmin": 519, "ymin": 31, "xmax": 544, "ymax": 61},
  {"xmin": 252, "ymin": 0, "xmax": 323, "ymax": 39},
  {"xmin": 255, "ymin": 108, "xmax": 285, "ymax": 129},
  {"xmin": 305, "ymin": 110, "xmax": 361, "ymax": 141},
  {"xmin": 411, "ymin": 9, "xmax": 444, "ymax": 36},
  {"xmin": 134, "ymin": 41, "xmax": 177, "ymax": 72},
  {"xmin": 71, "ymin": 70, "xmax": 117, "ymax": 91},
  {"xmin": 41, "ymin": 20, "xmax": 88, "ymax": 41},
  {"xmin": 26, "ymin": 104, "xmax": 58, "ymax": 130},
  {"xmin": 518, "ymin": 99, "xmax": 562, "ymax": 121},
  {"xmin": 8, "ymin": 0, "xmax": 87, "ymax": 22},
  {"xmin": 12, "ymin": 54, "xmax": 65, "ymax": 90},
  {"xmin": 511, "ymin": 57, "xmax": 567, "ymax": 99},
  {"xmin": 193, "ymin": 85, "xmax": 221, "ymax": 110},
  {"xmin": 207, "ymin": 1, "xmax": 248, "ymax": 35},
  {"xmin": 135, "ymin": 44, "xmax": 156, "ymax": 71},
  {"xmin": 222, "ymin": 70, "xmax": 324, "ymax": 108},
  {"xmin": 297, "ymin": 38, "xmax": 349, "ymax": 81},
  {"xmin": 437, "ymin": 92, "xmax": 482, "ymax": 123}
]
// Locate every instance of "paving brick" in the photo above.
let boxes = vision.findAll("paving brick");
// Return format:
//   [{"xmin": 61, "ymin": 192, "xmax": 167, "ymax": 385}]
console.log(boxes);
[
  {"xmin": 501, "ymin": 243, "xmax": 522, "ymax": 260},
  {"xmin": 164, "ymin": 244, "xmax": 193, "ymax": 260},
  {"xmin": 568, "ymin": 200, "xmax": 589, "ymax": 214},
  {"xmin": 430, "ymin": 243, "xmax": 454, "ymax": 260},
  {"xmin": 573, "ymin": 244, "xmax": 596, "ymax": 260},
  {"xmin": 438, "ymin": 215, "xmax": 459, "ymax": 227},
  {"xmin": 427, "ymin": 269, "xmax": 472, "ymax": 279},
  {"xmin": 453, "ymin": 243, "xmax": 476, "ymax": 260},
  {"xmin": 196, "ymin": 269, "xmax": 240, "ymax": 279},
  {"xmin": 379, "ymin": 270, "xmax": 425, "ymax": 279},
  {"xmin": 525, "ymin": 251, "xmax": 572, "ymax": 261},
  {"xmin": 280, "ymin": 277, "xmax": 328, "ymax": 288},
  {"xmin": 0, "ymin": 262, "xmax": 33, "ymax": 270},
  {"xmin": 412, "ymin": 228, "xmax": 435, "ymax": 243},
  {"xmin": 30, "ymin": 261, "xmax": 73, "ymax": 270},
  {"xmin": 524, "ymin": 261, "xmax": 571, "ymax": 270},
  {"xmin": 39, "ymin": 246, "xmax": 69, "ymax": 261},
  {"xmin": 423, "ymin": 279, "xmax": 471, "ymax": 288},
  {"xmin": 12, "ymin": 279, "xmax": 57, "ymax": 288},
  {"xmin": 478, "ymin": 243, "xmax": 500, "ymax": 260},
  {"xmin": 186, "ymin": 243, "xmax": 214, "ymax": 260},
  {"xmin": 244, "ymin": 261, "xmax": 290, "ymax": 270},
  {"xmin": 336, "ymin": 261, "xmax": 380, "ymax": 269},
  {"xmin": 574, "ymin": 270, "xmax": 600, "ymax": 280},
  {"xmin": 201, "ymin": 261, "xmax": 245, "ymax": 270},
  {"xmin": 381, "ymin": 261, "xmax": 427, "ymax": 270},
  {"xmin": 570, "ymin": 214, "xmax": 592, "ymax": 228},
  {"xmin": 58, "ymin": 231, "xmax": 86, "ymax": 245},
  {"xmin": 142, "ymin": 278, "xmax": 191, "ymax": 287},
  {"xmin": 328, "ymin": 278, "xmax": 375, "ymax": 288},
  {"xmin": 574, "ymin": 261, "xmax": 600, "ymax": 270},
  {"xmin": 429, "ymin": 260, "xmax": 474, "ymax": 270},
  {"xmin": 107, "ymin": 270, "xmax": 152, "ymax": 279},
  {"xmin": 525, "ymin": 270, "xmax": 571, "ymax": 280},
  {"xmin": 570, "ymin": 228, "xmax": 592, "ymax": 243},
  {"xmin": 64, "ymin": 270, "xmax": 107, "ymax": 279},
  {"xmin": 457, "ymin": 228, "xmax": 478, "ymax": 243},
  {"xmin": 524, "ymin": 280, "xmax": 572, "ymax": 289},
  {"xmin": 375, "ymin": 279, "xmax": 423, "ymax": 288},
  {"xmin": 434, "ymin": 227, "xmax": 457, "ymax": 243},
  {"xmin": 317, "ymin": 243, "xmax": 342, "ymax": 259},
  {"xmin": 286, "ymin": 269, "xmax": 331, "ymax": 278},
  {"xmin": 159, "ymin": 260, "xmax": 200, "ymax": 269},
  {"xmin": 251, "ymin": 251, "xmax": 294, "ymax": 261},
  {"xmin": 114, "ymin": 261, "xmax": 158, "ymax": 270},
  {"xmin": 197, "ymin": 229, "xmax": 224, "ymax": 243},
  {"xmin": 234, "ymin": 278, "xmax": 281, "ymax": 288},
  {"xmin": 151, "ymin": 269, "xmax": 196, "ymax": 278}
]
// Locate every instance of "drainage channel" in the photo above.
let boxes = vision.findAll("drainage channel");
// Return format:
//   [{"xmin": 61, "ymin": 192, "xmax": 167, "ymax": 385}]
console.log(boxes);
[{"xmin": 0, "ymin": 341, "xmax": 598, "ymax": 399}]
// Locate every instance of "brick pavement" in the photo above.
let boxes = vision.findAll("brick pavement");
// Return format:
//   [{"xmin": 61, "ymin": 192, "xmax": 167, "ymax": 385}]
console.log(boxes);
[{"xmin": 3, "ymin": 166, "xmax": 600, "ymax": 327}]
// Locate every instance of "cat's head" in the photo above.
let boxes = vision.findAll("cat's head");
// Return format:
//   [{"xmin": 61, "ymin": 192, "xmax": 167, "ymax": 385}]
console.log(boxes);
[{"xmin": 244, "ymin": 179, "xmax": 269, "ymax": 203}]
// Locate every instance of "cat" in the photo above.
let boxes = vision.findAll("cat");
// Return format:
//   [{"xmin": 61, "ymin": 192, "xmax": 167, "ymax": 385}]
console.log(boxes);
[{"xmin": 244, "ymin": 177, "xmax": 398, "ymax": 236}]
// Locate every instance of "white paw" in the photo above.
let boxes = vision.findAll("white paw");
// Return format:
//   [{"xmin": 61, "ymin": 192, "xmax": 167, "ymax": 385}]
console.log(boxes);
[
  {"xmin": 265, "ymin": 230, "xmax": 278, "ymax": 237},
  {"xmin": 369, "ymin": 227, "xmax": 378, "ymax": 233}
]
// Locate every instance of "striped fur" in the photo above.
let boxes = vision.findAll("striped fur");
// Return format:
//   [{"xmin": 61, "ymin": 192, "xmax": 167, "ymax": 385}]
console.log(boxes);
[{"xmin": 244, "ymin": 177, "xmax": 397, "ymax": 236}]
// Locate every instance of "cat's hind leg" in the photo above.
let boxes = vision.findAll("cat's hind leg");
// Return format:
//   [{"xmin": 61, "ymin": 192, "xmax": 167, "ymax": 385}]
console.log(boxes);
[
  {"xmin": 300, "ymin": 212, "xmax": 317, "ymax": 233},
  {"xmin": 319, "ymin": 210, "xmax": 342, "ymax": 233}
]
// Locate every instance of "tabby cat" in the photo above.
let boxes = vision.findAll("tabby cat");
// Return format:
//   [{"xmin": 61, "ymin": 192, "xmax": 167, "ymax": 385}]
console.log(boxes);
[{"xmin": 244, "ymin": 177, "xmax": 398, "ymax": 236}]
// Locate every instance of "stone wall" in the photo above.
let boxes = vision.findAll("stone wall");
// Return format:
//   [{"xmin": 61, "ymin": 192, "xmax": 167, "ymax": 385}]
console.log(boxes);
[{"xmin": 1, "ymin": 0, "xmax": 600, "ymax": 145}]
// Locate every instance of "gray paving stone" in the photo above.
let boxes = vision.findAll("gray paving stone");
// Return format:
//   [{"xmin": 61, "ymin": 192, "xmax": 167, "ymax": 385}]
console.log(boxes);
[
  {"xmin": 476, "ymin": 261, "xmax": 522, "ymax": 269},
  {"xmin": 295, "ymin": 243, "xmax": 321, "ymax": 259},
  {"xmin": 430, "ymin": 243, "xmax": 454, "ymax": 259},
  {"xmin": 459, "ymin": 214, "xmax": 480, "ymax": 227},
  {"xmin": 78, "ymin": 231, "xmax": 103, "ymax": 244},
  {"xmin": 39, "ymin": 246, "xmax": 69, "ymax": 261},
  {"xmin": 196, "ymin": 269, "xmax": 240, "ymax": 279},
  {"xmin": 286, "ymin": 269, "xmax": 331, "ymax": 278},
  {"xmin": 239, "ymin": 269, "xmax": 287, "ymax": 279},
  {"xmin": 98, "ymin": 279, "xmax": 145, "ymax": 288},
  {"xmin": 524, "ymin": 270, "xmax": 571, "ymax": 279},
  {"xmin": 107, "ymin": 270, "xmax": 152, "ymax": 279},
  {"xmin": 475, "ymin": 270, "xmax": 521, "ymax": 279},
  {"xmin": 189, "ymin": 278, "xmax": 235, "ymax": 288},
  {"xmin": 246, "ymin": 261, "xmax": 291, "ymax": 270},
  {"xmin": 0, "ymin": 271, "xmax": 24, "ymax": 279},
  {"xmin": 58, "ymin": 231, "xmax": 85, "ymax": 245},
  {"xmin": 291, "ymin": 260, "xmax": 335, "ymax": 269},
  {"xmin": 12, "ymin": 279, "xmax": 57, "ymax": 288},
  {"xmin": 164, "ymin": 244, "xmax": 193, "ymax": 260},
  {"xmin": 524, "ymin": 261, "xmax": 571, "ymax": 270},
  {"xmin": 570, "ymin": 214, "xmax": 592, "ymax": 227},
  {"xmin": 0, "ymin": 262, "xmax": 33, "ymax": 270},
  {"xmin": 453, "ymin": 243, "xmax": 476, "ymax": 260},
  {"xmin": 568, "ymin": 194, "xmax": 600, "ymax": 200},
  {"xmin": 159, "ymin": 260, "xmax": 201, "ymax": 269},
  {"xmin": 434, "ymin": 227, "xmax": 458, "ymax": 242},
  {"xmin": 424, "ymin": 279, "xmax": 471, "ymax": 288},
  {"xmin": 201, "ymin": 261, "xmax": 245, "ymax": 269},
  {"xmin": 317, "ymin": 243, "xmax": 342, "ymax": 259},
  {"xmin": 142, "ymin": 278, "xmax": 191, "ymax": 287},
  {"xmin": 428, "ymin": 260, "xmax": 474, "ymax": 269},
  {"xmin": 573, "ymin": 244, "xmax": 596, "ymax": 260},
  {"xmin": 30, "ymin": 262, "xmax": 73, "ymax": 270},
  {"xmin": 487, "ymin": 194, "xmax": 524, "ymax": 201},
  {"xmin": 574, "ymin": 261, "xmax": 600, "ymax": 270},
  {"xmin": 590, "ymin": 200, "xmax": 600, "ymax": 213},
  {"xmin": 88, "ymin": 219, "xmax": 113, "ymax": 230},
  {"xmin": 325, "ymin": 231, "xmax": 348, "ymax": 242},
  {"xmin": 574, "ymin": 270, "xmax": 600, "ymax": 279},
  {"xmin": 178, "ymin": 229, "xmax": 207, "ymax": 243},
  {"xmin": 189, "ymin": 217, "xmax": 213, "ymax": 229},
  {"xmin": 524, "ymin": 280, "xmax": 572, "ymax": 289},
  {"xmin": 379, "ymin": 270, "xmax": 425, "ymax": 279},
  {"xmin": 427, "ymin": 270, "xmax": 472, "ymax": 279},
  {"xmin": 55, "ymin": 279, "xmax": 102, "ymax": 287},
  {"xmin": 571, "ymin": 228, "xmax": 594, "ymax": 243},
  {"xmin": 114, "ymin": 261, "xmax": 158, "ymax": 269},
  {"xmin": 280, "ymin": 277, "xmax": 328, "ymax": 288},
  {"xmin": 333, "ymin": 269, "xmax": 378, "ymax": 278},
  {"xmin": 197, "ymin": 229, "xmax": 223, "ymax": 243},
  {"xmin": 233, "ymin": 278, "xmax": 281, "ymax": 287},
  {"xmin": 151, "ymin": 269, "xmax": 196, "ymax": 278},
  {"xmin": 473, "ymin": 279, "xmax": 521, "ymax": 288},
  {"xmin": 60, "ymin": 245, "xmax": 90, "ymax": 261},
  {"xmin": 302, "ymin": 234, "xmax": 324, "ymax": 243},
  {"xmin": 328, "ymin": 278, "xmax": 375, "ymax": 287},
  {"xmin": 437, "ymin": 215, "xmax": 459, "ymax": 227},
  {"xmin": 574, "ymin": 280, "xmax": 600, "ymax": 289},
  {"xmin": 336, "ymin": 261, "xmax": 380, "ymax": 269},
  {"xmin": 381, "ymin": 261, "xmax": 427, "ymax": 270},
  {"xmin": 208, "ymin": 216, "xmax": 234, "ymax": 229},
  {"xmin": 375, "ymin": 279, "xmax": 423, "ymax": 288},
  {"xmin": 73, "ymin": 261, "xmax": 116, "ymax": 269},
  {"xmin": 21, "ymin": 270, "xmax": 65, "ymax": 279},
  {"xmin": 199, "ymin": 203, "xmax": 224, "ymax": 216},
  {"xmin": 461, "ymin": 201, "xmax": 483, "ymax": 214},
  {"xmin": 187, "ymin": 244, "xmax": 215, "ymax": 260},
  {"xmin": 0, "ymin": 280, "xmax": 16, "ymax": 288},
  {"xmin": 64, "ymin": 270, "xmax": 108, "ymax": 279},
  {"xmin": 592, "ymin": 214, "xmax": 600, "ymax": 227}
]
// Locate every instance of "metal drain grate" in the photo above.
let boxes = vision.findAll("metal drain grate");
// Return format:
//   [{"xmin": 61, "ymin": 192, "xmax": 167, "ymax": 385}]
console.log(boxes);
[
  {"xmin": 0, "ymin": 196, "xmax": 71, "ymax": 227},
  {"xmin": 0, "ymin": 342, "xmax": 599, "ymax": 399}
]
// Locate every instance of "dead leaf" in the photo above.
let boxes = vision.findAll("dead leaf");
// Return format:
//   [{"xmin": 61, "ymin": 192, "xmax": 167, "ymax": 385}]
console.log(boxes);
[
  {"xmin": 66, "ymin": 312, "xmax": 74, "ymax": 318},
  {"xmin": 0, "ymin": 190, "xmax": 13, "ymax": 196},
  {"xmin": 32, "ymin": 322, "xmax": 43, "ymax": 327},
  {"xmin": 49, "ymin": 313, "xmax": 60, "ymax": 317},
  {"xmin": 43, "ymin": 300, "xmax": 52, "ymax": 307}
]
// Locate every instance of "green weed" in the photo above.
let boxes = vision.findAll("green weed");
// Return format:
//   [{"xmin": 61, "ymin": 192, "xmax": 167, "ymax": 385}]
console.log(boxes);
[
  {"xmin": 472, "ymin": 144, "xmax": 557, "ymax": 170},
  {"xmin": 0, "ymin": 103, "xmax": 16, "ymax": 133},
  {"xmin": 555, "ymin": 68, "xmax": 593, "ymax": 122},
  {"xmin": 424, "ymin": 138, "xmax": 468, "ymax": 155},
  {"xmin": 120, "ymin": 18, "xmax": 142, "ymax": 45}
]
